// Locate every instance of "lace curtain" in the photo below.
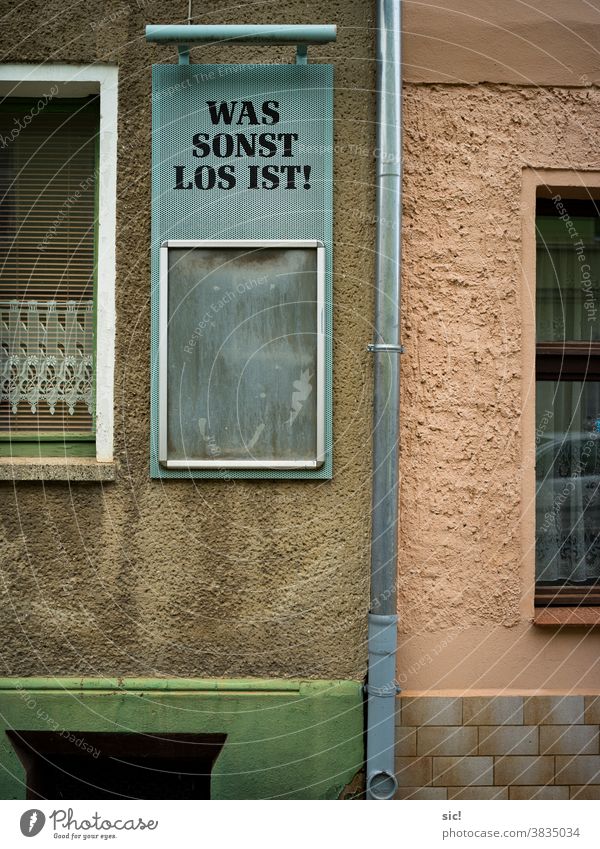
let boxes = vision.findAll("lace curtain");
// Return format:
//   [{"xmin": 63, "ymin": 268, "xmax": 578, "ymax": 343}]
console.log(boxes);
[
  {"xmin": 536, "ymin": 381, "xmax": 600, "ymax": 582},
  {"xmin": 536, "ymin": 244, "xmax": 600, "ymax": 342},
  {"xmin": 0, "ymin": 300, "xmax": 94, "ymax": 416}
]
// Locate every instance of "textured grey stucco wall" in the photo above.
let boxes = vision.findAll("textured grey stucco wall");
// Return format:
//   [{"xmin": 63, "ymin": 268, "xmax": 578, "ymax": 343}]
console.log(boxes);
[{"xmin": 0, "ymin": 1, "xmax": 376, "ymax": 679}]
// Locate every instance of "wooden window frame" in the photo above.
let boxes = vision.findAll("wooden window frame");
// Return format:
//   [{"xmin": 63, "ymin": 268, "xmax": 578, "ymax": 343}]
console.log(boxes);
[{"xmin": 536, "ymin": 342, "xmax": 600, "ymax": 381}]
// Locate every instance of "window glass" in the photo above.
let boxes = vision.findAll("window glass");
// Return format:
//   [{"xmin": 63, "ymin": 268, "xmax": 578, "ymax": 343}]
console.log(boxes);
[
  {"xmin": 536, "ymin": 380, "xmax": 600, "ymax": 585},
  {"xmin": 0, "ymin": 97, "xmax": 98, "ymax": 444},
  {"xmin": 536, "ymin": 204, "xmax": 600, "ymax": 342},
  {"xmin": 165, "ymin": 246, "xmax": 319, "ymax": 465}
]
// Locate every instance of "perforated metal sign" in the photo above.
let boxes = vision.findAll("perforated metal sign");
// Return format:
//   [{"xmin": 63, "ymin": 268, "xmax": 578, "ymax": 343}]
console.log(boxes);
[{"xmin": 150, "ymin": 64, "xmax": 333, "ymax": 478}]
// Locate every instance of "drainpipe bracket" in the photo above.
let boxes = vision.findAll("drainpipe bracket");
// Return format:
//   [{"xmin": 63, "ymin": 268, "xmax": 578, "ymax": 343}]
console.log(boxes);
[
  {"xmin": 367, "ymin": 343, "xmax": 404, "ymax": 354},
  {"xmin": 364, "ymin": 682, "xmax": 401, "ymax": 696}
]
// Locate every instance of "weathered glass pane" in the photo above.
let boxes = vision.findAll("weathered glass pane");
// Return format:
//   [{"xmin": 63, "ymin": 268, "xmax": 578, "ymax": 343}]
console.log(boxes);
[{"xmin": 166, "ymin": 246, "xmax": 318, "ymax": 463}]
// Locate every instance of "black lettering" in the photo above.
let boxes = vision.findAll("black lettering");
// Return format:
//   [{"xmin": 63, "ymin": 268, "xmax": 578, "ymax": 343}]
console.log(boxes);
[
  {"xmin": 207, "ymin": 101, "xmax": 237, "ymax": 125},
  {"xmin": 261, "ymin": 165, "xmax": 279, "ymax": 189},
  {"xmin": 192, "ymin": 133, "xmax": 210, "ymax": 158},
  {"xmin": 235, "ymin": 134, "xmax": 256, "ymax": 157},
  {"xmin": 281, "ymin": 164, "xmax": 301, "ymax": 189},
  {"xmin": 277, "ymin": 132, "xmax": 298, "ymax": 157},
  {"xmin": 217, "ymin": 164, "xmax": 236, "ymax": 189},
  {"xmin": 213, "ymin": 133, "xmax": 234, "ymax": 158},
  {"xmin": 261, "ymin": 101, "xmax": 280, "ymax": 124},
  {"xmin": 248, "ymin": 164, "xmax": 260, "ymax": 189},
  {"xmin": 194, "ymin": 165, "xmax": 216, "ymax": 190},
  {"xmin": 237, "ymin": 101, "xmax": 260, "ymax": 125},
  {"xmin": 258, "ymin": 133, "xmax": 277, "ymax": 158},
  {"xmin": 173, "ymin": 165, "xmax": 192, "ymax": 189}
]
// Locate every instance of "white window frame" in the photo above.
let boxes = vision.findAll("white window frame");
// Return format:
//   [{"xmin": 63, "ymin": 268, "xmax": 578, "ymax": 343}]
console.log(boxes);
[{"xmin": 0, "ymin": 64, "xmax": 118, "ymax": 463}]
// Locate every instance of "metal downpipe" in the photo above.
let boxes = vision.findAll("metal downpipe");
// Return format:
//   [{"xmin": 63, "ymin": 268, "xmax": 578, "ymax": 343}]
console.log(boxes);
[{"xmin": 366, "ymin": 0, "xmax": 402, "ymax": 801}]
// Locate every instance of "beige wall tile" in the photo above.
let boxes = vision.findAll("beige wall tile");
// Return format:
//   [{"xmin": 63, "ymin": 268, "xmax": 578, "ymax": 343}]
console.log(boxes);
[
  {"xmin": 448, "ymin": 786, "xmax": 508, "ymax": 799},
  {"xmin": 509, "ymin": 786, "xmax": 569, "ymax": 800},
  {"xmin": 556, "ymin": 755, "xmax": 600, "ymax": 785},
  {"xmin": 570, "ymin": 784, "xmax": 600, "ymax": 799},
  {"xmin": 395, "ymin": 756, "xmax": 432, "ymax": 787},
  {"xmin": 418, "ymin": 726, "xmax": 477, "ymax": 756},
  {"xmin": 396, "ymin": 786, "xmax": 447, "ymax": 799},
  {"xmin": 540, "ymin": 725, "xmax": 599, "ymax": 755},
  {"xmin": 584, "ymin": 696, "xmax": 600, "ymax": 724},
  {"xmin": 396, "ymin": 727, "xmax": 417, "ymax": 756},
  {"xmin": 494, "ymin": 756, "xmax": 554, "ymax": 785},
  {"xmin": 401, "ymin": 697, "xmax": 462, "ymax": 727},
  {"xmin": 523, "ymin": 696, "xmax": 585, "ymax": 726},
  {"xmin": 463, "ymin": 697, "xmax": 523, "ymax": 726},
  {"xmin": 433, "ymin": 756, "xmax": 494, "ymax": 786},
  {"xmin": 479, "ymin": 726, "xmax": 538, "ymax": 756}
]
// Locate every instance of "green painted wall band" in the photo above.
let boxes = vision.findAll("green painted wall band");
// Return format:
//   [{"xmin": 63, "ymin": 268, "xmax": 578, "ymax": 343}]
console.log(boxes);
[
  {"xmin": 0, "ymin": 678, "xmax": 363, "ymax": 800},
  {"xmin": 0, "ymin": 677, "xmax": 359, "ymax": 693}
]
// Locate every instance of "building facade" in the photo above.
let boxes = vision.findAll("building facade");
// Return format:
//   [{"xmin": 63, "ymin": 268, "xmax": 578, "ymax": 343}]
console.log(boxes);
[
  {"xmin": 397, "ymin": 0, "xmax": 600, "ymax": 799},
  {"xmin": 0, "ymin": 0, "xmax": 599, "ymax": 800}
]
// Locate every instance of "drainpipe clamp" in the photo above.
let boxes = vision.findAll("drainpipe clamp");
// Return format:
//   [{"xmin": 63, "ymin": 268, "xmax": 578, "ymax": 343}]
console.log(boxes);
[
  {"xmin": 367, "ymin": 343, "xmax": 404, "ymax": 354},
  {"xmin": 364, "ymin": 682, "xmax": 402, "ymax": 696}
]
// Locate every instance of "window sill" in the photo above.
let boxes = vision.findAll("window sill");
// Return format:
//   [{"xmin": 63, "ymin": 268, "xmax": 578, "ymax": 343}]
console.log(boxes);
[
  {"xmin": 0, "ymin": 457, "xmax": 116, "ymax": 482},
  {"xmin": 533, "ymin": 607, "xmax": 600, "ymax": 626}
]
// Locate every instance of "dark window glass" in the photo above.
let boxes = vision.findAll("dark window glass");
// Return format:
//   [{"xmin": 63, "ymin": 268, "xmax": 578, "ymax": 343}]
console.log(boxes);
[
  {"xmin": 0, "ymin": 98, "xmax": 98, "ymax": 442},
  {"xmin": 535, "ymin": 198, "xmax": 600, "ymax": 605}
]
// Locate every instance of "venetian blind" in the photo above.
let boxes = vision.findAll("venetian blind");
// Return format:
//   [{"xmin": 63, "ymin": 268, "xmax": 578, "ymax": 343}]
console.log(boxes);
[{"xmin": 0, "ymin": 97, "xmax": 99, "ymax": 436}]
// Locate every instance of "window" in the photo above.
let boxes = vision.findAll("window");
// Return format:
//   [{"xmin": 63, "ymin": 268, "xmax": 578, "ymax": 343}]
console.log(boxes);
[
  {"xmin": 8, "ymin": 730, "xmax": 226, "ymax": 800},
  {"xmin": 0, "ymin": 97, "xmax": 98, "ymax": 457},
  {"xmin": 535, "ymin": 196, "xmax": 600, "ymax": 607},
  {"xmin": 159, "ymin": 240, "xmax": 325, "ymax": 470},
  {"xmin": 0, "ymin": 65, "xmax": 117, "ymax": 468}
]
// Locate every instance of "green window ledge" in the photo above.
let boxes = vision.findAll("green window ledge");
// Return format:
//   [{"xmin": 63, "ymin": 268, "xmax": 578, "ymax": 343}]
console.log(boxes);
[{"xmin": 0, "ymin": 441, "xmax": 96, "ymax": 458}]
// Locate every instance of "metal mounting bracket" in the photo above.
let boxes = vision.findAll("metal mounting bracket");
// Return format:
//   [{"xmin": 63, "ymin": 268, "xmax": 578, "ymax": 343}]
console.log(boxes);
[
  {"xmin": 367, "ymin": 343, "xmax": 405, "ymax": 354},
  {"xmin": 296, "ymin": 45, "xmax": 308, "ymax": 65},
  {"xmin": 146, "ymin": 24, "xmax": 337, "ymax": 65}
]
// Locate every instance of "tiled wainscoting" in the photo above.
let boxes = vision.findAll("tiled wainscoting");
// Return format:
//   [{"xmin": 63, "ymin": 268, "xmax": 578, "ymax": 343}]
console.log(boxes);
[{"xmin": 395, "ymin": 695, "xmax": 600, "ymax": 799}]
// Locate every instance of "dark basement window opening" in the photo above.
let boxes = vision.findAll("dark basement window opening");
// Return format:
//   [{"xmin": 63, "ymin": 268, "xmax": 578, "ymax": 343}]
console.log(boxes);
[{"xmin": 6, "ymin": 731, "xmax": 227, "ymax": 800}]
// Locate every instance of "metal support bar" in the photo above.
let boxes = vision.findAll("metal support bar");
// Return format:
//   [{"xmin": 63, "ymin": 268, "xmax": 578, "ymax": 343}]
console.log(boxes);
[
  {"xmin": 146, "ymin": 24, "xmax": 337, "ymax": 45},
  {"xmin": 146, "ymin": 24, "xmax": 335, "ymax": 65}
]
